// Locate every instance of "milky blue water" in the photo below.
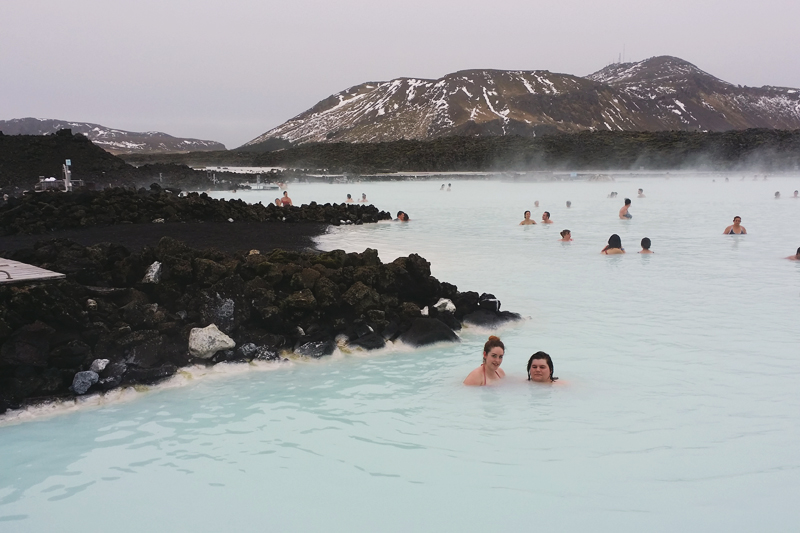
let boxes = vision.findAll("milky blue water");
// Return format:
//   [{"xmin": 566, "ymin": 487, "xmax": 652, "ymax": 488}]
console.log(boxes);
[{"xmin": 2, "ymin": 175, "xmax": 800, "ymax": 532}]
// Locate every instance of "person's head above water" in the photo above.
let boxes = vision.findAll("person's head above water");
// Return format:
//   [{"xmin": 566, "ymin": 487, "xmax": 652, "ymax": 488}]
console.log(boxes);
[
  {"xmin": 347, "ymin": 194, "xmax": 352, "ymax": 199},
  {"xmin": 483, "ymin": 336, "xmax": 505, "ymax": 366},
  {"xmin": 775, "ymin": 191, "xmax": 780, "ymax": 198},
  {"xmin": 733, "ymin": 216, "xmax": 742, "ymax": 224},
  {"xmin": 625, "ymin": 198, "xmax": 632, "ymax": 206},
  {"xmin": 534, "ymin": 200, "xmax": 539, "ymax": 207},
  {"xmin": 560, "ymin": 229, "xmax": 571, "ymax": 239},
  {"xmin": 641, "ymin": 237, "xmax": 651, "ymax": 250},
  {"xmin": 638, "ymin": 188, "xmax": 643, "ymax": 193},
  {"xmin": 566, "ymin": 201, "xmax": 571, "ymax": 207},
  {"xmin": 608, "ymin": 234, "xmax": 622, "ymax": 249},
  {"xmin": 527, "ymin": 351, "xmax": 557, "ymax": 382},
  {"xmin": 283, "ymin": 191, "xmax": 288, "ymax": 197},
  {"xmin": 542, "ymin": 211, "xmax": 551, "ymax": 220},
  {"xmin": 524, "ymin": 210, "xmax": 531, "ymax": 217}
]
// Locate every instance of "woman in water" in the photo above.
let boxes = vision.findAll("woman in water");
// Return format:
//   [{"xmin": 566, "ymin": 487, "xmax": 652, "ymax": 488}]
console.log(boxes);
[
  {"xmin": 601, "ymin": 234, "xmax": 625, "ymax": 254},
  {"xmin": 520, "ymin": 210, "xmax": 537, "ymax": 225},
  {"xmin": 723, "ymin": 216, "xmax": 746, "ymax": 235},
  {"xmin": 280, "ymin": 191, "xmax": 293, "ymax": 207},
  {"xmin": 786, "ymin": 247, "xmax": 800, "ymax": 260},
  {"xmin": 463, "ymin": 336, "xmax": 506, "ymax": 386},
  {"xmin": 527, "ymin": 352, "xmax": 558, "ymax": 383},
  {"xmin": 559, "ymin": 229, "xmax": 572, "ymax": 241}
]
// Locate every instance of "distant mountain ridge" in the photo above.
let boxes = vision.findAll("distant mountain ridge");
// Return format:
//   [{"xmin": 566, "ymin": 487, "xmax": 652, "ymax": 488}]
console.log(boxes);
[
  {"xmin": 0, "ymin": 118, "xmax": 226, "ymax": 154},
  {"xmin": 243, "ymin": 56, "xmax": 800, "ymax": 148}
]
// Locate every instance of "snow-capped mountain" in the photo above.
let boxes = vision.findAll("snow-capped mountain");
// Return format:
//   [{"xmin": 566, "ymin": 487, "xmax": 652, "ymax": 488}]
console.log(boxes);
[
  {"xmin": 244, "ymin": 56, "xmax": 800, "ymax": 148},
  {"xmin": 0, "ymin": 118, "xmax": 225, "ymax": 154}
]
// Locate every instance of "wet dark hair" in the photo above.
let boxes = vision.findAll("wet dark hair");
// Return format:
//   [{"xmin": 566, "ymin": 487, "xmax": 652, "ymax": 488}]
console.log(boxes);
[
  {"xmin": 544, "ymin": 211, "xmax": 551, "ymax": 218},
  {"xmin": 397, "ymin": 211, "xmax": 405, "ymax": 218},
  {"xmin": 733, "ymin": 216, "xmax": 741, "ymax": 221},
  {"xmin": 560, "ymin": 229, "xmax": 570, "ymax": 238},
  {"xmin": 796, "ymin": 247, "xmax": 800, "ymax": 255},
  {"xmin": 608, "ymin": 234, "xmax": 622, "ymax": 249},
  {"xmin": 641, "ymin": 237, "xmax": 651, "ymax": 250},
  {"xmin": 527, "ymin": 352, "xmax": 557, "ymax": 381},
  {"xmin": 347, "ymin": 194, "xmax": 352, "ymax": 198},
  {"xmin": 524, "ymin": 210, "xmax": 531, "ymax": 216},
  {"xmin": 624, "ymin": 198, "xmax": 631, "ymax": 205},
  {"xmin": 483, "ymin": 335, "xmax": 504, "ymax": 356},
  {"xmin": 638, "ymin": 188, "xmax": 643, "ymax": 192}
]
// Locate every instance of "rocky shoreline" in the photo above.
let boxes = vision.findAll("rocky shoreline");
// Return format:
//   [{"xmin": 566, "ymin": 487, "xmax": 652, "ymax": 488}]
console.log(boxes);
[
  {"xmin": 0, "ymin": 237, "xmax": 520, "ymax": 414},
  {"xmin": 0, "ymin": 185, "xmax": 391, "ymax": 236}
]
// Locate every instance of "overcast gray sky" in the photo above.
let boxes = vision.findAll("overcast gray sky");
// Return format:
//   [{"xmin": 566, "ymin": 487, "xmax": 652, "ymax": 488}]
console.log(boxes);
[{"xmin": 3, "ymin": 0, "xmax": 799, "ymax": 148}]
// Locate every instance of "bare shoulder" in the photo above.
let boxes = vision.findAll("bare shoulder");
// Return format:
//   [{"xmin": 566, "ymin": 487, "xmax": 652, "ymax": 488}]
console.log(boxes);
[
  {"xmin": 463, "ymin": 367, "xmax": 483, "ymax": 386},
  {"xmin": 497, "ymin": 368, "xmax": 506, "ymax": 378}
]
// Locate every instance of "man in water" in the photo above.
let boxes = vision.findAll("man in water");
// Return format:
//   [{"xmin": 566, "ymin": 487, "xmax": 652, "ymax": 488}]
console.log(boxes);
[
  {"xmin": 346, "ymin": 194, "xmax": 354, "ymax": 203},
  {"xmin": 638, "ymin": 188, "xmax": 646, "ymax": 198},
  {"xmin": 519, "ymin": 210, "xmax": 537, "ymax": 225},
  {"xmin": 619, "ymin": 198, "xmax": 632, "ymax": 219},
  {"xmin": 786, "ymin": 247, "xmax": 800, "ymax": 260},
  {"xmin": 639, "ymin": 237, "xmax": 653, "ymax": 254},
  {"xmin": 542, "ymin": 211, "xmax": 554, "ymax": 224}
]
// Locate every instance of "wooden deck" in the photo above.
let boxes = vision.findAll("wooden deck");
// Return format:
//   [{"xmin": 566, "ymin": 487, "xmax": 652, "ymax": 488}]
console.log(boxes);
[{"xmin": 0, "ymin": 259, "xmax": 65, "ymax": 285}]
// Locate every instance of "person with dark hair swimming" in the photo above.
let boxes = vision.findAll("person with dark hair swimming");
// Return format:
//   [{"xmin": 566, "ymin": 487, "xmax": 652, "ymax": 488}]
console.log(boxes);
[
  {"xmin": 527, "ymin": 352, "xmax": 558, "ymax": 383},
  {"xmin": 346, "ymin": 194, "xmax": 354, "ymax": 203},
  {"xmin": 520, "ymin": 210, "xmax": 537, "ymax": 225},
  {"xmin": 602, "ymin": 234, "xmax": 625, "ymax": 254},
  {"xmin": 395, "ymin": 211, "xmax": 410, "ymax": 222},
  {"xmin": 619, "ymin": 198, "xmax": 632, "ymax": 219},
  {"xmin": 787, "ymin": 248, "xmax": 800, "ymax": 260},
  {"xmin": 542, "ymin": 211, "xmax": 554, "ymax": 224},
  {"xmin": 639, "ymin": 237, "xmax": 653, "ymax": 254},
  {"xmin": 793, "ymin": 190, "xmax": 799, "ymax": 198},
  {"xmin": 464, "ymin": 336, "xmax": 506, "ymax": 386},
  {"xmin": 637, "ymin": 188, "xmax": 646, "ymax": 198},
  {"xmin": 723, "ymin": 216, "xmax": 746, "ymax": 235},
  {"xmin": 559, "ymin": 229, "xmax": 572, "ymax": 241}
]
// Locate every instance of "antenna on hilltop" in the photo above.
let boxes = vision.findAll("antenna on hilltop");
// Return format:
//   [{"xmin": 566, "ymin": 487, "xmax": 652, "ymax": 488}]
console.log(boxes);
[{"xmin": 623, "ymin": 44, "xmax": 626, "ymax": 63}]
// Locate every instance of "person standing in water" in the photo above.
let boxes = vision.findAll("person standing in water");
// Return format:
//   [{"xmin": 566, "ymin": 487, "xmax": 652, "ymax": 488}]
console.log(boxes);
[
  {"xmin": 602, "ymin": 234, "xmax": 625, "ymax": 254},
  {"xmin": 520, "ymin": 210, "xmax": 537, "ymax": 225},
  {"xmin": 359, "ymin": 193, "xmax": 368, "ymax": 203},
  {"xmin": 793, "ymin": 190, "xmax": 799, "ymax": 198},
  {"xmin": 527, "ymin": 352, "xmax": 558, "ymax": 383},
  {"xmin": 447, "ymin": 183, "xmax": 452, "ymax": 192},
  {"xmin": 464, "ymin": 336, "xmax": 506, "ymax": 386},
  {"xmin": 559, "ymin": 229, "xmax": 572, "ymax": 241},
  {"xmin": 542, "ymin": 211, "xmax": 554, "ymax": 224},
  {"xmin": 619, "ymin": 198, "xmax": 632, "ymax": 219},
  {"xmin": 281, "ymin": 191, "xmax": 293, "ymax": 207},
  {"xmin": 534, "ymin": 200, "xmax": 540, "ymax": 208},
  {"xmin": 566, "ymin": 201, "xmax": 572, "ymax": 208},
  {"xmin": 639, "ymin": 237, "xmax": 653, "ymax": 254},
  {"xmin": 723, "ymin": 216, "xmax": 746, "ymax": 235},
  {"xmin": 775, "ymin": 191, "xmax": 781, "ymax": 199},
  {"xmin": 346, "ymin": 194, "xmax": 354, "ymax": 203},
  {"xmin": 638, "ymin": 188, "xmax": 646, "ymax": 198}
]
